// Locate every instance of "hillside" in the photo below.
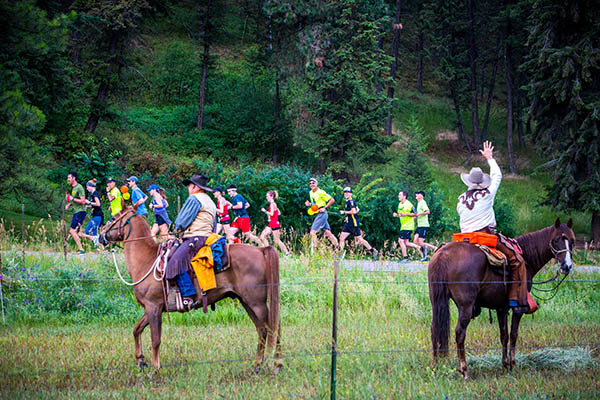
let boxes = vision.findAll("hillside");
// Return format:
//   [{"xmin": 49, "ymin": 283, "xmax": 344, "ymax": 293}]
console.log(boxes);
[{"xmin": 1, "ymin": 0, "xmax": 597, "ymax": 246}]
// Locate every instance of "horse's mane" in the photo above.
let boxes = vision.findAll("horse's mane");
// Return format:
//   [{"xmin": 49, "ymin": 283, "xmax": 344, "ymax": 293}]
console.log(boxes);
[{"xmin": 515, "ymin": 226, "xmax": 553, "ymax": 271}]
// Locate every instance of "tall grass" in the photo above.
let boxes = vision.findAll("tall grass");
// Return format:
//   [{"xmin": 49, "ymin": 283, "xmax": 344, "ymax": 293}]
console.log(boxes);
[{"xmin": 0, "ymin": 253, "xmax": 599, "ymax": 398}]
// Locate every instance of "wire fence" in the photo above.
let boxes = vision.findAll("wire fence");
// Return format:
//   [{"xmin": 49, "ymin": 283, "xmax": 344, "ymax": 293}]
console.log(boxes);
[
  {"xmin": 1, "ymin": 252, "xmax": 599, "ymax": 397},
  {"xmin": 4, "ymin": 343, "xmax": 595, "ymax": 379}
]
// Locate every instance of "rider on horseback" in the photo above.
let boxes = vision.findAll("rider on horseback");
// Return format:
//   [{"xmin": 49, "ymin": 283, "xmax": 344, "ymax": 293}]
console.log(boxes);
[
  {"xmin": 457, "ymin": 141, "xmax": 531, "ymax": 313},
  {"xmin": 167, "ymin": 173, "xmax": 217, "ymax": 310}
]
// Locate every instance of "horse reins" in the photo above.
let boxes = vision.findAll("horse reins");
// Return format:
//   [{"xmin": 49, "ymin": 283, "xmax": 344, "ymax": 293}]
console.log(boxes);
[{"xmin": 531, "ymin": 238, "xmax": 572, "ymax": 300}]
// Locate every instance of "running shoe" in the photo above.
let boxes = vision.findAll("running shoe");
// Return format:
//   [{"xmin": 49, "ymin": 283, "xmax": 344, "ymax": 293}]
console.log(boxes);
[
  {"xmin": 399, "ymin": 258, "xmax": 409, "ymax": 263},
  {"xmin": 371, "ymin": 249, "xmax": 379, "ymax": 261}
]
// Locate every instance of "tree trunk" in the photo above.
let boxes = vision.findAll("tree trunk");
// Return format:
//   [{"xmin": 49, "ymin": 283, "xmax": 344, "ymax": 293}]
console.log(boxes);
[
  {"xmin": 84, "ymin": 31, "xmax": 120, "ymax": 134},
  {"xmin": 468, "ymin": 0, "xmax": 481, "ymax": 146},
  {"xmin": 479, "ymin": 64, "xmax": 485, "ymax": 102},
  {"xmin": 516, "ymin": 72, "xmax": 525, "ymax": 147},
  {"xmin": 273, "ymin": 69, "xmax": 281, "ymax": 162},
  {"xmin": 505, "ymin": 39, "xmax": 517, "ymax": 174},
  {"xmin": 451, "ymin": 86, "xmax": 471, "ymax": 153},
  {"xmin": 385, "ymin": 0, "xmax": 402, "ymax": 136},
  {"xmin": 196, "ymin": 0, "xmax": 213, "ymax": 131},
  {"xmin": 416, "ymin": 31, "xmax": 424, "ymax": 94},
  {"xmin": 481, "ymin": 54, "xmax": 498, "ymax": 141},
  {"xmin": 376, "ymin": 34, "xmax": 384, "ymax": 96},
  {"xmin": 592, "ymin": 212, "xmax": 600, "ymax": 247}
]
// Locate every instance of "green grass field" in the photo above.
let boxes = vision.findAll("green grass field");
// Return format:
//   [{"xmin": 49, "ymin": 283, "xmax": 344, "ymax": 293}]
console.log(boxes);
[{"xmin": 1, "ymin": 252, "xmax": 599, "ymax": 398}]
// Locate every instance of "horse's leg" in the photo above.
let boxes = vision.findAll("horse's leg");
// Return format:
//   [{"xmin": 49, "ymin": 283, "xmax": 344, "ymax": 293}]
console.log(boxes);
[
  {"xmin": 273, "ymin": 320, "xmax": 282, "ymax": 375},
  {"xmin": 455, "ymin": 304, "xmax": 473, "ymax": 379},
  {"xmin": 509, "ymin": 311, "xmax": 523, "ymax": 370},
  {"xmin": 133, "ymin": 312, "xmax": 149, "ymax": 368},
  {"xmin": 496, "ymin": 308, "xmax": 509, "ymax": 370},
  {"xmin": 146, "ymin": 306, "xmax": 163, "ymax": 369},
  {"xmin": 239, "ymin": 299, "xmax": 268, "ymax": 373}
]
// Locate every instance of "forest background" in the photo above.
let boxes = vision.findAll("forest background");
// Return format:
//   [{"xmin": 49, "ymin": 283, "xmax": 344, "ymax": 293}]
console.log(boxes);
[{"xmin": 1, "ymin": 0, "xmax": 599, "ymax": 251}]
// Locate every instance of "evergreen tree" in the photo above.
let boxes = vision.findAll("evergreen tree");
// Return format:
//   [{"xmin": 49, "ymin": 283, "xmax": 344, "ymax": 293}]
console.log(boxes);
[
  {"xmin": 269, "ymin": 0, "xmax": 392, "ymax": 176},
  {"xmin": 523, "ymin": 0, "xmax": 600, "ymax": 242},
  {"xmin": 0, "ymin": 1, "xmax": 73, "ymax": 202}
]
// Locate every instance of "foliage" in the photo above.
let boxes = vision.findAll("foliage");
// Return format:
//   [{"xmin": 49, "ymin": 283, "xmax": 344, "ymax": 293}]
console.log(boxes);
[
  {"xmin": 0, "ymin": 1, "xmax": 74, "ymax": 212},
  {"xmin": 269, "ymin": 0, "xmax": 393, "ymax": 175},
  {"xmin": 522, "ymin": 0, "xmax": 600, "ymax": 219}
]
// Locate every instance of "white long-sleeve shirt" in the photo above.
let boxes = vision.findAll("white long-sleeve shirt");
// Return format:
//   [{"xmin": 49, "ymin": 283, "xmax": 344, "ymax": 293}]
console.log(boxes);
[{"xmin": 457, "ymin": 158, "xmax": 502, "ymax": 233}]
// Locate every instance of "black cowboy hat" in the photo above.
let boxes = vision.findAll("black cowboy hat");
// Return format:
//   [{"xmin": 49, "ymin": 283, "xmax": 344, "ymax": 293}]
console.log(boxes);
[{"xmin": 182, "ymin": 173, "xmax": 213, "ymax": 192}]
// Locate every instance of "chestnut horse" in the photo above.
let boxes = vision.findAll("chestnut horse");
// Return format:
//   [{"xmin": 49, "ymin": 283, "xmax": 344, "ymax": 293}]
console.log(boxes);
[
  {"xmin": 428, "ymin": 218, "xmax": 575, "ymax": 378},
  {"xmin": 99, "ymin": 207, "xmax": 282, "ymax": 372}
]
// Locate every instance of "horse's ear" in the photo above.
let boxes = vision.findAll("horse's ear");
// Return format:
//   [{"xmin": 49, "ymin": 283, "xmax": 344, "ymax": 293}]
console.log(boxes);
[
  {"xmin": 567, "ymin": 218, "xmax": 573, "ymax": 229},
  {"xmin": 554, "ymin": 218, "xmax": 561, "ymax": 229}
]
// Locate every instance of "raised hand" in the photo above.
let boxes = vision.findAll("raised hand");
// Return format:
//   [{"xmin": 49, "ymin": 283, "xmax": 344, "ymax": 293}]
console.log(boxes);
[{"xmin": 480, "ymin": 141, "xmax": 494, "ymax": 160}]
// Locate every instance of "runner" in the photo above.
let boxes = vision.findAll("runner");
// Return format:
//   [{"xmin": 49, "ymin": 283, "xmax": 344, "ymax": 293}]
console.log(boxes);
[
  {"xmin": 260, "ymin": 190, "xmax": 290, "ymax": 256},
  {"xmin": 127, "ymin": 176, "xmax": 148, "ymax": 219},
  {"xmin": 148, "ymin": 184, "xmax": 171, "ymax": 242},
  {"xmin": 79, "ymin": 180, "xmax": 103, "ymax": 249},
  {"xmin": 227, "ymin": 184, "xmax": 263, "ymax": 245},
  {"xmin": 65, "ymin": 171, "xmax": 87, "ymax": 254},
  {"xmin": 212, "ymin": 187, "xmax": 233, "ymax": 240},
  {"xmin": 412, "ymin": 190, "xmax": 437, "ymax": 261},
  {"xmin": 304, "ymin": 178, "xmax": 338, "ymax": 250},
  {"xmin": 392, "ymin": 190, "xmax": 421, "ymax": 262},
  {"xmin": 106, "ymin": 178, "xmax": 123, "ymax": 221},
  {"xmin": 338, "ymin": 187, "xmax": 378, "ymax": 260}
]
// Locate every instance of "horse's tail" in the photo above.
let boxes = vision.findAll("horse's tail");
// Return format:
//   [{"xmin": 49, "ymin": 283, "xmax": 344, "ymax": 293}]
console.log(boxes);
[
  {"xmin": 429, "ymin": 250, "xmax": 450, "ymax": 359},
  {"xmin": 263, "ymin": 246, "xmax": 280, "ymax": 355}
]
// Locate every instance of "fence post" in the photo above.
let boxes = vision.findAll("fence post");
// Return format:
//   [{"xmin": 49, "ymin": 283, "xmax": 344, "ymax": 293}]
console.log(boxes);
[
  {"xmin": 177, "ymin": 195, "xmax": 181, "ymax": 214},
  {"xmin": 21, "ymin": 204, "xmax": 25, "ymax": 259},
  {"xmin": 330, "ymin": 258, "xmax": 339, "ymax": 400},
  {"xmin": 0, "ymin": 252, "xmax": 5, "ymax": 324},
  {"xmin": 61, "ymin": 199, "xmax": 67, "ymax": 262}
]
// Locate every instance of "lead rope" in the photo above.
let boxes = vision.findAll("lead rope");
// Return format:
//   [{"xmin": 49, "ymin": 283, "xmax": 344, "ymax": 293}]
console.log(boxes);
[{"xmin": 111, "ymin": 249, "xmax": 159, "ymax": 286}]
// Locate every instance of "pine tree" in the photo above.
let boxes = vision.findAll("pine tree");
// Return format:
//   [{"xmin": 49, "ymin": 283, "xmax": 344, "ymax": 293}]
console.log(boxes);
[{"xmin": 523, "ymin": 0, "xmax": 600, "ymax": 242}]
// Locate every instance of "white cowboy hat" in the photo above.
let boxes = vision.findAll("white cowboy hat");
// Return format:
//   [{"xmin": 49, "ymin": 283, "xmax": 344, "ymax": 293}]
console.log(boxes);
[{"xmin": 460, "ymin": 167, "xmax": 491, "ymax": 190}]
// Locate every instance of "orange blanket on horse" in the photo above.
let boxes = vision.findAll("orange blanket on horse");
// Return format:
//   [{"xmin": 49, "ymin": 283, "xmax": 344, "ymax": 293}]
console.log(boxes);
[{"xmin": 452, "ymin": 232, "xmax": 508, "ymax": 269}]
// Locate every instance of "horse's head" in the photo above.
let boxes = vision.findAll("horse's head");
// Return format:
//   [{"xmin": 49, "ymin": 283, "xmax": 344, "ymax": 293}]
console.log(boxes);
[
  {"xmin": 98, "ymin": 207, "xmax": 138, "ymax": 246},
  {"xmin": 550, "ymin": 218, "xmax": 576, "ymax": 274}
]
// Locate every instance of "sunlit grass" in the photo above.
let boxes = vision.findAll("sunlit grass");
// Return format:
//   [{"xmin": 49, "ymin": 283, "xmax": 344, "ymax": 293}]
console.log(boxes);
[{"xmin": 0, "ymin": 254, "xmax": 599, "ymax": 398}]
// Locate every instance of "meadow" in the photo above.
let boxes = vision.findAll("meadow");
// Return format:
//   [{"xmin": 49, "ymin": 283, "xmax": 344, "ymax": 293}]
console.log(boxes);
[{"xmin": 1, "ymin": 251, "xmax": 599, "ymax": 399}]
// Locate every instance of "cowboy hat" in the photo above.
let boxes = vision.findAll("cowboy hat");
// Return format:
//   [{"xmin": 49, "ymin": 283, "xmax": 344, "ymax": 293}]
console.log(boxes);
[
  {"xmin": 182, "ymin": 173, "xmax": 213, "ymax": 192},
  {"xmin": 460, "ymin": 167, "xmax": 491, "ymax": 190}
]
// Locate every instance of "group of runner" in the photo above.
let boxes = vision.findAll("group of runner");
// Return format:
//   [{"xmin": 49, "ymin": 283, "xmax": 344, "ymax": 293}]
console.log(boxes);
[{"xmin": 65, "ymin": 172, "xmax": 435, "ymax": 260}]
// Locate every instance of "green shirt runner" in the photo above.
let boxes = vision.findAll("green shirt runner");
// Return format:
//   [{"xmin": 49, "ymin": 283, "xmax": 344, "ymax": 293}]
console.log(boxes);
[
  {"xmin": 416, "ymin": 199, "xmax": 430, "ymax": 228},
  {"xmin": 70, "ymin": 184, "xmax": 86, "ymax": 213},
  {"xmin": 397, "ymin": 200, "xmax": 416, "ymax": 231}
]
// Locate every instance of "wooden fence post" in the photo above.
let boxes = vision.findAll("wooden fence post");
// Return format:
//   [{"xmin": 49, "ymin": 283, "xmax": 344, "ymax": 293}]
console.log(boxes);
[
  {"xmin": 0, "ymin": 252, "xmax": 5, "ymax": 324},
  {"xmin": 330, "ymin": 258, "xmax": 339, "ymax": 400},
  {"xmin": 61, "ymin": 199, "xmax": 67, "ymax": 261},
  {"xmin": 21, "ymin": 204, "xmax": 25, "ymax": 259},
  {"xmin": 177, "ymin": 195, "xmax": 181, "ymax": 214}
]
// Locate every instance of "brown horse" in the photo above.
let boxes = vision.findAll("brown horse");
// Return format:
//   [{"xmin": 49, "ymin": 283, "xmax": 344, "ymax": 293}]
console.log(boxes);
[
  {"xmin": 99, "ymin": 207, "xmax": 282, "ymax": 372},
  {"xmin": 428, "ymin": 218, "xmax": 575, "ymax": 378}
]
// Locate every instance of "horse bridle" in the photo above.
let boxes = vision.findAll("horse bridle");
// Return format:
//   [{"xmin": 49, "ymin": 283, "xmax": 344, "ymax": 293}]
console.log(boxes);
[
  {"xmin": 531, "ymin": 237, "xmax": 573, "ymax": 300},
  {"xmin": 100, "ymin": 211, "xmax": 136, "ymax": 244}
]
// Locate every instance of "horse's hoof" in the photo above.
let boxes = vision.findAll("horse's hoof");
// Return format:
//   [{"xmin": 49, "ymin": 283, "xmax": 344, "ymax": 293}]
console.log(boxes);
[
  {"xmin": 253, "ymin": 365, "xmax": 261, "ymax": 375},
  {"xmin": 272, "ymin": 364, "xmax": 283, "ymax": 375},
  {"xmin": 138, "ymin": 360, "xmax": 148, "ymax": 369}
]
